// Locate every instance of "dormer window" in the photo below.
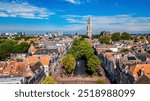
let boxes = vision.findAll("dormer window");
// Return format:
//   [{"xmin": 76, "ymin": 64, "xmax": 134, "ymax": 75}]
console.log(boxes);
[{"xmin": 4, "ymin": 72, "xmax": 9, "ymax": 75}]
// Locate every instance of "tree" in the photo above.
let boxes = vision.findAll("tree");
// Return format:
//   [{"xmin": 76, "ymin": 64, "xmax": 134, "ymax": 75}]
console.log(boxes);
[
  {"xmin": 87, "ymin": 55, "xmax": 101, "ymax": 75},
  {"xmin": 0, "ymin": 40, "xmax": 30, "ymax": 60},
  {"xmin": 62, "ymin": 54, "xmax": 76, "ymax": 74},
  {"xmin": 0, "ymin": 37, "xmax": 7, "ymax": 39},
  {"xmin": 93, "ymin": 34, "xmax": 100, "ymax": 39},
  {"xmin": 42, "ymin": 76, "xmax": 56, "ymax": 84},
  {"xmin": 80, "ymin": 35, "xmax": 87, "ymax": 39},
  {"xmin": 121, "ymin": 32, "xmax": 131, "ymax": 40},
  {"xmin": 30, "ymin": 40, "xmax": 35, "ymax": 44},
  {"xmin": 0, "ymin": 40, "xmax": 17, "ymax": 60},
  {"xmin": 69, "ymin": 39, "xmax": 94, "ymax": 59},
  {"xmin": 147, "ymin": 50, "xmax": 150, "ymax": 54},
  {"xmin": 65, "ymin": 39, "xmax": 101, "ymax": 75},
  {"xmin": 97, "ymin": 77, "xmax": 105, "ymax": 84},
  {"xmin": 120, "ymin": 48, "xmax": 129, "ymax": 53},
  {"xmin": 17, "ymin": 42, "xmax": 30, "ymax": 53},
  {"xmin": 99, "ymin": 36, "xmax": 111, "ymax": 44},
  {"xmin": 134, "ymin": 37, "xmax": 140, "ymax": 42},
  {"xmin": 111, "ymin": 32, "xmax": 121, "ymax": 41}
]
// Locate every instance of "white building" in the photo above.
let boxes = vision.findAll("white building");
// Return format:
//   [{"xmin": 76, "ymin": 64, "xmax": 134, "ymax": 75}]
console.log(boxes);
[{"xmin": 0, "ymin": 77, "xmax": 26, "ymax": 84}]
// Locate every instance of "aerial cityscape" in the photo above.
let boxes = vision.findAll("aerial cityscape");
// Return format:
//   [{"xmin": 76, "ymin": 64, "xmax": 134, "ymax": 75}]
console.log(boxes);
[{"xmin": 0, "ymin": 0, "xmax": 150, "ymax": 84}]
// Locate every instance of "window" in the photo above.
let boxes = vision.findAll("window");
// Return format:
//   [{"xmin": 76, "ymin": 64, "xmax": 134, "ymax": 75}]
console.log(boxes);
[{"xmin": 4, "ymin": 72, "xmax": 9, "ymax": 75}]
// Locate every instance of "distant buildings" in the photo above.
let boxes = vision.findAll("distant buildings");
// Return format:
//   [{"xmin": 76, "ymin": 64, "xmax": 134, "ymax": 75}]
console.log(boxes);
[
  {"xmin": 0, "ymin": 32, "xmax": 25, "ymax": 37},
  {"xmin": 100, "ymin": 31, "xmax": 111, "ymax": 36},
  {"xmin": 44, "ymin": 31, "xmax": 63, "ymax": 39}
]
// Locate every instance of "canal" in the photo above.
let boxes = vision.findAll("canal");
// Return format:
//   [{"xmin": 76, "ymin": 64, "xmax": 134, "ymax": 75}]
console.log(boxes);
[{"xmin": 74, "ymin": 59, "xmax": 86, "ymax": 76}]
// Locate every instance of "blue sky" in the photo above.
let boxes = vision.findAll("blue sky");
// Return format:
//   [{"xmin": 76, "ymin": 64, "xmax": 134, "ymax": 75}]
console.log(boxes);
[{"xmin": 0, "ymin": 0, "xmax": 150, "ymax": 34}]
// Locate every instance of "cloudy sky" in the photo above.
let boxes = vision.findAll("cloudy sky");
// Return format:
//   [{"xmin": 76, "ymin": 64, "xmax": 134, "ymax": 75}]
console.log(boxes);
[{"xmin": 0, "ymin": 0, "xmax": 150, "ymax": 34}]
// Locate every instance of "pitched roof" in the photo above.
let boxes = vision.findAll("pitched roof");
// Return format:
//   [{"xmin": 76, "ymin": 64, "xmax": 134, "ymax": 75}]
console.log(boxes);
[
  {"xmin": 28, "ymin": 44, "xmax": 38, "ymax": 54},
  {"xmin": 24, "ymin": 68, "xmax": 34, "ymax": 77},
  {"xmin": 96, "ymin": 44, "xmax": 116, "ymax": 48},
  {"xmin": 105, "ymin": 53, "xmax": 114, "ymax": 60},
  {"xmin": 8, "ymin": 60, "xmax": 17, "ymax": 67},
  {"xmin": 24, "ymin": 62, "xmax": 43, "ymax": 77},
  {"xmin": 34, "ymin": 48, "xmax": 58, "ymax": 55},
  {"xmin": 3, "ymin": 66, "xmax": 13, "ymax": 74},
  {"xmin": 130, "ymin": 64, "xmax": 150, "ymax": 80},
  {"xmin": 15, "ymin": 62, "xmax": 26, "ymax": 76},
  {"xmin": 2, "ymin": 62, "xmax": 26, "ymax": 76},
  {"xmin": 0, "ymin": 62, "xmax": 5, "ymax": 68},
  {"xmin": 135, "ymin": 74, "xmax": 150, "ymax": 84},
  {"xmin": 24, "ymin": 55, "xmax": 51, "ymax": 66}
]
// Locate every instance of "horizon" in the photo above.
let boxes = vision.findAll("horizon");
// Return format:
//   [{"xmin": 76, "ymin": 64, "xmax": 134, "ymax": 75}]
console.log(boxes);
[{"xmin": 0, "ymin": 0, "xmax": 150, "ymax": 34}]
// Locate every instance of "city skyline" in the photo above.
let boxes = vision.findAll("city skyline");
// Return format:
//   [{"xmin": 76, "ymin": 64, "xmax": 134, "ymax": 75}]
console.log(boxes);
[{"xmin": 0, "ymin": 0, "xmax": 150, "ymax": 34}]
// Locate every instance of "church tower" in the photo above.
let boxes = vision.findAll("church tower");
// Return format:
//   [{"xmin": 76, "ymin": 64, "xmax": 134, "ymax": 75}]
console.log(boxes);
[{"xmin": 87, "ymin": 17, "xmax": 92, "ymax": 38}]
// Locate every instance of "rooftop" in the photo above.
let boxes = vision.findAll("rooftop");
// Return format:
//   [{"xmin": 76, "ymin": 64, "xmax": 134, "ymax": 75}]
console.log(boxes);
[
  {"xmin": 0, "ymin": 77, "xmax": 24, "ymax": 84},
  {"xmin": 130, "ymin": 64, "xmax": 150, "ymax": 80},
  {"xmin": 24, "ymin": 55, "xmax": 51, "ymax": 66}
]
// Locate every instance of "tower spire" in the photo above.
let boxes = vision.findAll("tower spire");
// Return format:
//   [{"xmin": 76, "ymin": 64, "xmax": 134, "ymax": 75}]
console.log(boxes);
[{"xmin": 87, "ymin": 17, "xmax": 92, "ymax": 38}]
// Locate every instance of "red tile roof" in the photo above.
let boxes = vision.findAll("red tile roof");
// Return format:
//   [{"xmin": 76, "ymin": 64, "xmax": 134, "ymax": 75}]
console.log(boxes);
[
  {"xmin": 15, "ymin": 62, "xmax": 26, "ymax": 76},
  {"xmin": 24, "ymin": 55, "xmax": 51, "ymax": 66},
  {"xmin": 130, "ymin": 64, "xmax": 150, "ymax": 80},
  {"xmin": 3, "ymin": 66, "xmax": 13, "ymax": 75},
  {"xmin": 2, "ymin": 62, "xmax": 26, "ymax": 76},
  {"xmin": 8, "ymin": 60, "xmax": 17, "ymax": 67},
  {"xmin": 0, "ymin": 62, "xmax": 5, "ymax": 68},
  {"xmin": 24, "ymin": 68, "xmax": 34, "ymax": 77}
]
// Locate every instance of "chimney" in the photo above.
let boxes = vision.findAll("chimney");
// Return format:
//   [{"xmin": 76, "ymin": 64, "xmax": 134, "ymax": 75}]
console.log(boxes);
[
  {"xmin": 137, "ymin": 67, "xmax": 144, "ymax": 77},
  {"xmin": 38, "ymin": 56, "xmax": 40, "ymax": 62},
  {"xmin": 141, "ymin": 67, "xmax": 144, "ymax": 76},
  {"xmin": 28, "ymin": 62, "xmax": 30, "ymax": 68}
]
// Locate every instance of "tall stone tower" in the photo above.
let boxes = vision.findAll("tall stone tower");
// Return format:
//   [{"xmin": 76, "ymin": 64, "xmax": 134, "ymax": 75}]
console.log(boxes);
[{"xmin": 87, "ymin": 17, "xmax": 92, "ymax": 38}]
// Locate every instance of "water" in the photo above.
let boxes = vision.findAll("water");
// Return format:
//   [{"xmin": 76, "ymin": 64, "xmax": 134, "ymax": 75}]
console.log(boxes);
[{"xmin": 74, "ymin": 59, "xmax": 86, "ymax": 76}]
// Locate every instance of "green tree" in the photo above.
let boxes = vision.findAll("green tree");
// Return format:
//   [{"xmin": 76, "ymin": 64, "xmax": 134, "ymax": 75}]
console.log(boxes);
[
  {"xmin": 134, "ymin": 37, "xmax": 140, "ymax": 42},
  {"xmin": 0, "ymin": 37, "xmax": 7, "ymax": 39},
  {"xmin": 62, "ymin": 54, "xmax": 76, "ymax": 74},
  {"xmin": 17, "ymin": 42, "xmax": 30, "ymax": 53},
  {"xmin": 42, "ymin": 76, "xmax": 56, "ymax": 84},
  {"xmin": 121, "ymin": 32, "xmax": 131, "ymax": 40},
  {"xmin": 30, "ymin": 40, "xmax": 35, "ymax": 44},
  {"xmin": 147, "ymin": 50, "xmax": 150, "ymax": 54},
  {"xmin": 97, "ymin": 77, "xmax": 105, "ymax": 84},
  {"xmin": 120, "ymin": 48, "xmax": 129, "ymax": 53},
  {"xmin": 111, "ymin": 32, "xmax": 121, "ymax": 41},
  {"xmin": 66, "ymin": 39, "xmax": 101, "ymax": 75},
  {"xmin": 93, "ymin": 34, "xmax": 100, "ymax": 39},
  {"xmin": 80, "ymin": 35, "xmax": 87, "ymax": 39},
  {"xmin": 99, "ymin": 36, "xmax": 111, "ymax": 44},
  {"xmin": 69, "ymin": 39, "xmax": 94, "ymax": 59},
  {"xmin": 87, "ymin": 55, "xmax": 100, "ymax": 75},
  {"xmin": 0, "ymin": 40, "xmax": 30, "ymax": 60},
  {"xmin": 0, "ymin": 40, "xmax": 17, "ymax": 60}
]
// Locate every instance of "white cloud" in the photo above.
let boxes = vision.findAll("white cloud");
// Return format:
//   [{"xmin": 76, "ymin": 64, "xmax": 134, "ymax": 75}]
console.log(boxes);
[
  {"xmin": 66, "ymin": 18, "xmax": 78, "ymax": 23},
  {"xmin": 2, "ymin": 14, "xmax": 150, "ymax": 33},
  {"xmin": 0, "ymin": 12, "xmax": 9, "ymax": 17},
  {"xmin": 64, "ymin": 14, "xmax": 150, "ymax": 33},
  {"xmin": 0, "ymin": 1, "xmax": 55, "ymax": 19},
  {"xmin": 65, "ymin": 0, "xmax": 81, "ymax": 4},
  {"xmin": 65, "ymin": 0, "xmax": 95, "ymax": 4}
]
